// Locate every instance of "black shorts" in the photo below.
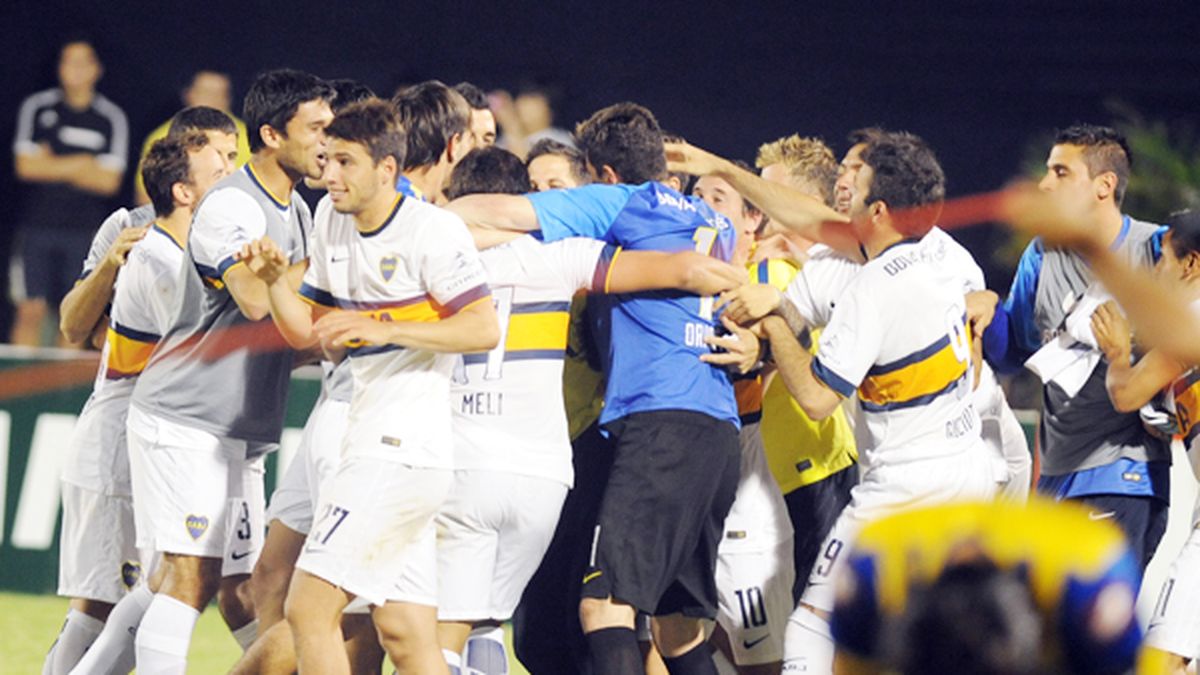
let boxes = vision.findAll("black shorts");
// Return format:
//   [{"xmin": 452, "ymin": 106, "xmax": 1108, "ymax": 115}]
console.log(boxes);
[
  {"xmin": 15, "ymin": 226, "xmax": 92, "ymax": 305},
  {"xmin": 786, "ymin": 464, "xmax": 857, "ymax": 603},
  {"xmin": 582, "ymin": 409, "xmax": 740, "ymax": 619}
]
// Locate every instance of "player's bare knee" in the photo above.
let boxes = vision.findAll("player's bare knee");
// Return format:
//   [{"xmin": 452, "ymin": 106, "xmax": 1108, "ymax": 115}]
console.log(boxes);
[
  {"xmin": 650, "ymin": 613, "xmax": 705, "ymax": 658},
  {"xmin": 161, "ymin": 553, "xmax": 222, "ymax": 609},
  {"xmin": 372, "ymin": 602, "xmax": 437, "ymax": 656},
  {"xmin": 579, "ymin": 596, "xmax": 635, "ymax": 631},
  {"xmin": 218, "ymin": 574, "xmax": 256, "ymax": 628}
]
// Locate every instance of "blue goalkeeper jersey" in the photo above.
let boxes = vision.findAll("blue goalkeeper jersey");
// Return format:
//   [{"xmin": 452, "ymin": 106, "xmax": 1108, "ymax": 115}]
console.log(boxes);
[{"xmin": 526, "ymin": 182, "xmax": 739, "ymax": 428}]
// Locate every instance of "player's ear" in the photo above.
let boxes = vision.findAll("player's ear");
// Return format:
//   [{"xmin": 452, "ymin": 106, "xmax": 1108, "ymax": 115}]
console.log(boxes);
[
  {"xmin": 171, "ymin": 180, "xmax": 193, "ymax": 209},
  {"xmin": 260, "ymin": 124, "xmax": 284, "ymax": 151},
  {"xmin": 1094, "ymin": 171, "xmax": 1118, "ymax": 202},
  {"xmin": 379, "ymin": 155, "xmax": 398, "ymax": 184},
  {"xmin": 598, "ymin": 165, "xmax": 621, "ymax": 185}
]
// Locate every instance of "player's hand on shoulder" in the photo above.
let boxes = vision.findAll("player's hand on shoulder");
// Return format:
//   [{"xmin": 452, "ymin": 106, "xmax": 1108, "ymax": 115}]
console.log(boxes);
[
  {"xmin": 716, "ymin": 283, "xmax": 781, "ymax": 325},
  {"xmin": 237, "ymin": 236, "xmax": 289, "ymax": 285},
  {"xmin": 700, "ymin": 315, "xmax": 761, "ymax": 374},
  {"xmin": 104, "ymin": 225, "xmax": 149, "ymax": 269}
]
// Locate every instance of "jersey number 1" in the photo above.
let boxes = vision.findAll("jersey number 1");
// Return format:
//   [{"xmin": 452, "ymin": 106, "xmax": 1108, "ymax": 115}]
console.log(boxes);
[{"xmin": 693, "ymin": 226, "xmax": 718, "ymax": 320}]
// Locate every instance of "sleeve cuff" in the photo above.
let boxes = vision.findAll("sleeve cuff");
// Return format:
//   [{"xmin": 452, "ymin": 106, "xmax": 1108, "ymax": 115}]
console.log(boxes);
[{"xmin": 811, "ymin": 357, "xmax": 856, "ymax": 398}]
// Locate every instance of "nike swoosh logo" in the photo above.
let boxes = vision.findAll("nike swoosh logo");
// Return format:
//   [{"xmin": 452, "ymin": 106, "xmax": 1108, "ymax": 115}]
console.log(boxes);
[
  {"xmin": 230, "ymin": 550, "xmax": 252, "ymax": 560},
  {"xmin": 331, "ymin": 256, "xmax": 349, "ymax": 263},
  {"xmin": 1088, "ymin": 511, "xmax": 1117, "ymax": 521},
  {"xmin": 743, "ymin": 635, "xmax": 769, "ymax": 650}
]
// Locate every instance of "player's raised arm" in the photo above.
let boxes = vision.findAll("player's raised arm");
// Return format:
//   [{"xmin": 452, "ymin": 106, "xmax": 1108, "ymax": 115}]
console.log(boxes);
[
  {"xmin": 239, "ymin": 236, "xmax": 321, "ymax": 348},
  {"xmin": 760, "ymin": 315, "xmax": 842, "ymax": 420},
  {"xmin": 665, "ymin": 141, "xmax": 857, "ymax": 257},
  {"xmin": 446, "ymin": 194, "xmax": 539, "ymax": 232}
]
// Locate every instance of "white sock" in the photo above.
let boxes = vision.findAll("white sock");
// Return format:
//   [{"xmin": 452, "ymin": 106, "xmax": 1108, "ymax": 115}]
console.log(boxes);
[
  {"xmin": 134, "ymin": 595, "xmax": 200, "ymax": 675},
  {"xmin": 444, "ymin": 647, "xmax": 463, "ymax": 675},
  {"xmin": 69, "ymin": 585, "xmax": 154, "ymax": 675},
  {"xmin": 231, "ymin": 619, "xmax": 259, "ymax": 652},
  {"xmin": 783, "ymin": 606, "xmax": 834, "ymax": 675},
  {"xmin": 44, "ymin": 609, "xmax": 104, "ymax": 675},
  {"xmin": 463, "ymin": 625, "xmax": 508, "ymax": 675}
]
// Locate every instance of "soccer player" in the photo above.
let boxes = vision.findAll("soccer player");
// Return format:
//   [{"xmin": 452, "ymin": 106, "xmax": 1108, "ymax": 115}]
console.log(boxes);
[
  {"xmin": 1081, "ymin": 211, "xmax": 1200, "ymax": 673},
  {"xmin": 526, "ymin": 138, "xmax": 591, "ymax": 192},
  {"xmin": 446, "ymin": 101, "xmax": 842, "ymax": 675},
  {"xmin": 748, "ymin": 131, "xmax": 995, "ymax": 673},
  {"xmin": 692, "ymin": 171, "xmax": 796, "ymax": 675},
  {"xmin": 42, "ymin": 133, "xmax": 230, "ymax": 675},
  {"xmin": 122, "ymin": 69, "xmax": 333, "ymax": 673},
  {"xmin": 11, "ymin": 37, "xmax": 128, "ymax": 346},
  {"xmin": 982, "ymin": 124, "xmax": 1169, "ymax": 569},
  {"xmin": 239, "ymin": 99, "xmax": 497, "ymax": 675},
  {"xmin": 454, "ymin": 81, "xmax": 498, "ymax": 148},
  {"xmin": 59, "ymin": 105, "xmax": 241, "ymax": 346},
  {"xmin": 391, "ymin": 80, "xmax": 476, "ymax": 203},
  {"xmin": 830, "ymin": 499, "xmax": 1141, "ymax": 675},
  {"xmin": 133, "ymin": 70, "xmax": 251, "ymax": 204},
  {"xmin": 438, "ymin": 145, "xmax": 745, "ymax": 675}
]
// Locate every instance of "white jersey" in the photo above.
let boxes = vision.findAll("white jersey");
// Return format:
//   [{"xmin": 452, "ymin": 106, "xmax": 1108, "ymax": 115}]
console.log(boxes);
[
  {"xmin": 782, "ymin": 244, "xmax": 860, "ymax": 329},
  {"xmin": 299, "ymin": 194, "xmax": 489, "ymax": 469},
  {"xmin": 63, "ymin": 224, "xmax": 184, "ymax": 494},
  {"xmin": 811, "ymin": 239, "xmax": 980, "ymax": 469},
  {"xmin": 452, "ymin": 235, "xmax": 613, "ymax": 487}
]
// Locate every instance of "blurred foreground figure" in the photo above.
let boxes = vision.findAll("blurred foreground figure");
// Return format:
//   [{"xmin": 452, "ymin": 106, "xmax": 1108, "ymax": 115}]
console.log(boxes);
[{"xmin": 830, "ymin": 499, "xmax": 1142, "ymax": 675}]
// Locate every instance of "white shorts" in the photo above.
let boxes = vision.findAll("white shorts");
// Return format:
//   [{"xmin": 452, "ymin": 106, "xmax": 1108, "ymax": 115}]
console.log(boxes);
[
  {"xmin": 222, "ymin": 455, "xmax": 266, "ymax": 577},
  {"xmin": 57, "ymin": 482, "xmax": 146, "ymax": 604},
  {"xmin": 1145, "ymin": 526, "xmax": 1200, "ymax": 659},
  {"xmin": 436, "ymin": 470, "xmax": 567, "ymax": 621},
  {"xmin": 716, "ymin": 538, "xmax": 795, "ymax": 665},
  {"xmin": 296, "ymin": 456, "xmax": 452, "ymax": 607},
  {"xmin": 266, "ymin": 398, "xmax": 349, "ymax": 535},
  {"xmin": 126, "ymin": 405, "xmax": 260, "ymax": 562},
  {"xmin": 799, "ymin": 445, "xmax": 996, "ymax": 613}
]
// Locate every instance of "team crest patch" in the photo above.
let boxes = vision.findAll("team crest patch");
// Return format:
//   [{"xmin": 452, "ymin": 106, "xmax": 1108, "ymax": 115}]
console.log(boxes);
[
  {"xmin": 380, "ymin": 256, "xmax": 398, "ymax": 281},
  {"xmin": 185, "ymin": 514, "xmax": 209, "ymax": 540},
  {"xmin": 121, "ymin": 561, "xmax": 142, "ymax": 589}
]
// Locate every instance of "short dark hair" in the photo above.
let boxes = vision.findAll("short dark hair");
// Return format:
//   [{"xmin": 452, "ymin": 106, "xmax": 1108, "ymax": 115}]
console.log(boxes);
[
  {"xmin": 453, "ymin": 82, "xmax": 489, "ymax": 111},
  {"xmin": 325, "ymin": 99, "xmax": 405, "ymax": 168},
  {"xmin": 242, "ymin": 69, "xmax": 335, "ymax": 153},
  {"xmin": 859, "ymin": 131, "xmax": 946, "ymax": 237},
  {"xmin": 895, "ymin": 561, "xmax": 1042, "ymax": 675},
  {"xmin": 390, "ymin": 80, "xmax": 470, "ymax": 170},
  {"xmin": 575, "ymin": 102, "xmax": 666, "ymax": 185},
  {"xmin": 526, "ymin": 139, "xmax": 591, "ymax": 186},
  {"xmin": 1054, "ymin": 123, "xmax": 1133, "ymax": 205},
  {"xmin": 1167, "ymin": 210, "xmax": 1200, "ymax": 259},
  {"xmin": 328, "ymin": 79, "xmax": 376, "ymax": 112},
  {"xmin": 446, "ymin": 147, "xmax": 530, "ymax": 199},
  {"xmin": 847, "ymin": 127, "xmax": 886, "ymax": 147},
  {"xmin": 143, "ymin": 132, "xmax": 210, "ymax": 217},
  {"xmin": 166, "ymin": 106, "xmax": 237, "ymax": 138}
]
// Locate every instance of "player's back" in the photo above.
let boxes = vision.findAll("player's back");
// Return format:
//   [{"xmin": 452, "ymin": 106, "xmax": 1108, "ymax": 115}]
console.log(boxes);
[
  {"xmin": 453, "ymin": 235, "xmax": 612, "ymax": 487},
  {"xmin": 131, "ymin": 165, "xmax": 312, "ymax": 444},
  {"xmin": 822, "ymin": 240, "xmax": 978, "ymax": 468}
]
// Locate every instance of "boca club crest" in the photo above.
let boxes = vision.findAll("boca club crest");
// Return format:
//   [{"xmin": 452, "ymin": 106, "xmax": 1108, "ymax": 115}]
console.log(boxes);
[{"xmin": 380, "ymin": 255, "xmax": 398, "ymax": 281}]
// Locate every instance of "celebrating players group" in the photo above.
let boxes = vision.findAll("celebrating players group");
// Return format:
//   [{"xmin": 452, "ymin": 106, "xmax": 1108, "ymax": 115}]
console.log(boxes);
[{"xmin": 42, "ymin": 64, "xmax": 1195, "ymax": 675}]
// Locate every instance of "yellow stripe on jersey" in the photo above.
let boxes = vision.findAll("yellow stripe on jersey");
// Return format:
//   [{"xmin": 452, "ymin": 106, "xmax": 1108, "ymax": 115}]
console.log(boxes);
[
  {"xmin": 105, "ymin": 326, "xmax": 160, "ymax": 379},
  {"xmin": 505, "ymin": 311, "xmax": 570, "ymax": 353},
  {"xmin": 857, "ymin": 334, "xmax": 969, "ymax": 411},
  {"xmin": 855, "ymin": 499, "xmax": 1128, "ymax": 617},
  {"xmin": 366, "ymin": 299, "xmax": 443, "ymax": 324}
]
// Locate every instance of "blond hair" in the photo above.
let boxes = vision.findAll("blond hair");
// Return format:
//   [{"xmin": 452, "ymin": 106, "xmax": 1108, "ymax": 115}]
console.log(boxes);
[{"xmin": 755, "ymin": 134, "xmax": 837, "ymax": 206}]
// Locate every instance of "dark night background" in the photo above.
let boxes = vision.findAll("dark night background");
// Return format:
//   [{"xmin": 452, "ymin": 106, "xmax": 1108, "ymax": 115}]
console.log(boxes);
[{"xmin": 2, "ymin": 1, "xmax": 1199, "ymax": 339}]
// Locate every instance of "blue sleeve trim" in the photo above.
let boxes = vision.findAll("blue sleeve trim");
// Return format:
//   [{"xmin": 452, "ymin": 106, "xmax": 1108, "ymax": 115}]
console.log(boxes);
[
  {"xmin": 217, "ymin": 254, "xmax": 242, "ymax": 277},
  {"xmin": 1151, "ymin": 225, "xmax": 1168, "ymax": 263},
  {"xmin": 811, "ymin": 357, "xmax": 856, "ymax": 398},
  {"xmin": 986, "ymin": 239, "xmax": 1042, "ymax": 372},
  {"xmin": 527, "ymin": 184, "xmax": 633, "ymax": 242}
]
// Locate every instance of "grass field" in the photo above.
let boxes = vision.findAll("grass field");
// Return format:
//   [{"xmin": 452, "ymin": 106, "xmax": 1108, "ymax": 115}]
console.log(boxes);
[{"xmin": 2, "ymin": 591, "xmax": 530, "ymax": 674}]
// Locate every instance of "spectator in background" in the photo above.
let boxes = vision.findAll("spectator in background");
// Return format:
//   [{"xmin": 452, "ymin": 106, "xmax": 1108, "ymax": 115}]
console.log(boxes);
[
  {"xmin": 492, "ymin": 84, "xmax": 575, "ymax": 158},
  {"xmin": 11, "ymin": 36, "xmax": 128, "ymax": 346},
  {"xmin": 133, "ymin": 70, "xmax": 250, "ymax": 204},
  {"xmin": 454, "ymin": 81, "xmax": 498, "ymax": 148}
]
